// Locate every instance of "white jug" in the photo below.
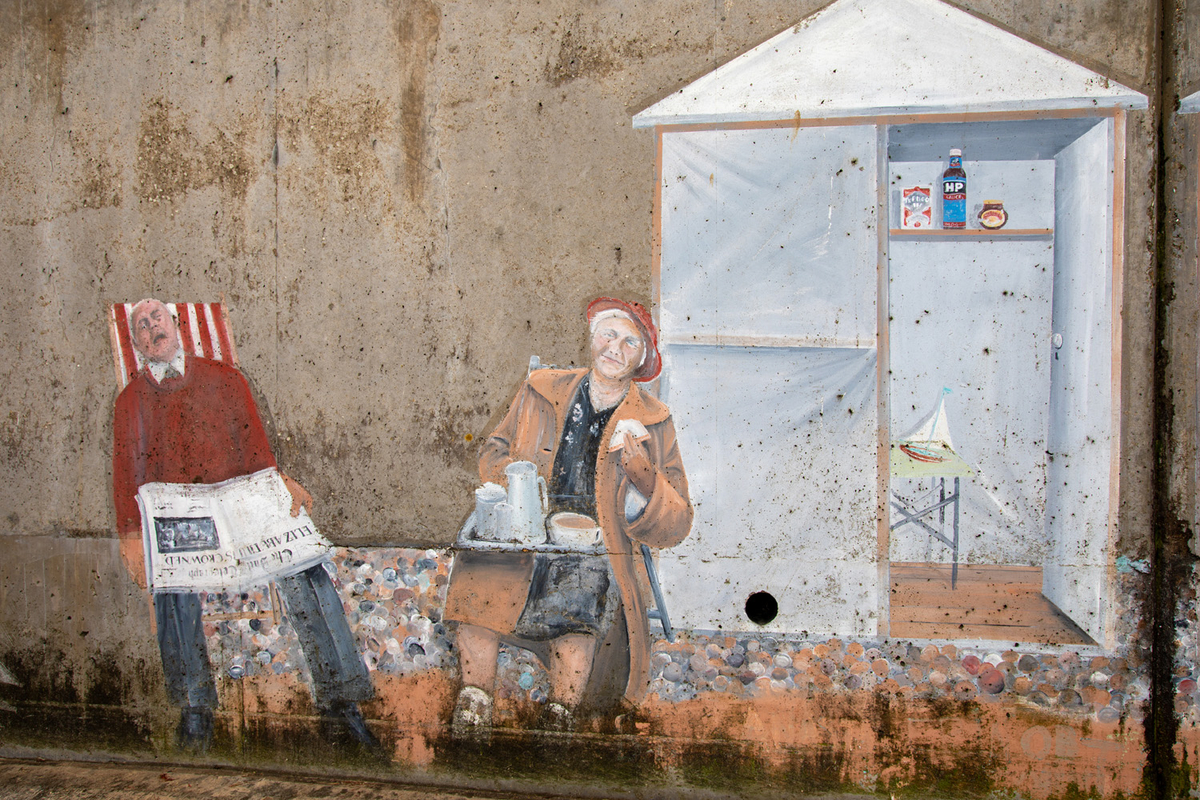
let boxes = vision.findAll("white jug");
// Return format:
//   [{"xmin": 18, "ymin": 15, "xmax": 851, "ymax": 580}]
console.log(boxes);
[{"xmin": 504, "ymin": 461, "xmax": 548, "ymax": 545}]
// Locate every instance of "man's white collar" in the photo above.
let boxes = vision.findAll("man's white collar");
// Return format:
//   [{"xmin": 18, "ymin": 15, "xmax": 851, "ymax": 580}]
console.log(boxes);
[{"xmin": 147, "ymin": 351, "xmax": 187, "ymax": 383}]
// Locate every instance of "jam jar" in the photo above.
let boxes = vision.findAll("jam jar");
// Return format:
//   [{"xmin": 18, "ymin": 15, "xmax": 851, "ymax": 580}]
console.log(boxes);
[{"xmin": 978, "ymin": 200, "xmax": 1008, "ymax": 230}]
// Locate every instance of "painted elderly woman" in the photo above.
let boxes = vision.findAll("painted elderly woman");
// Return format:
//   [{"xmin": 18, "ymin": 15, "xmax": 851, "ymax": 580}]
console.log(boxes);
[{"xmin": 444, "ymin": 297, "xmax": 693, "ymax": 732}]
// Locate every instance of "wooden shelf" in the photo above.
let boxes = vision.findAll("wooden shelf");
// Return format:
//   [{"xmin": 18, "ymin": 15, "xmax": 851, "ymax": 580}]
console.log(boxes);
[{"xmin": 889, "ymin": 227, "xmax": 1053, "ymax": 240}]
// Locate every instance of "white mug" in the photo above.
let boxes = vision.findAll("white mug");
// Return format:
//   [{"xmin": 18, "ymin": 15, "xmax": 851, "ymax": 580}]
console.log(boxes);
[
  {"xmin": 548, "ymin": 512, "xmax": 601, "ymax": 549},
  {"xmin": 474, "ymin": 482, "xmax": 507, "ymax": 540}
]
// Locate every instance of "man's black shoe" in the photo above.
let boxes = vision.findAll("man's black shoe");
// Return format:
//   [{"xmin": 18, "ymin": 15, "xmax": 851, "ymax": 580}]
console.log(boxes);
[
  {"xmin": 176, "ymin": 705, "xmax": 213, "ymax": 752},
  {"xmin": 319, "ymin": 701, "xmax": 384, "ymax": 756}
]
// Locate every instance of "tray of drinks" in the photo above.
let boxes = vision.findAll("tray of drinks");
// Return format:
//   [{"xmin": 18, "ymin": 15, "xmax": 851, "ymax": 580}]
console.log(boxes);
[{"xmin": 452, "ymin": 511, "xmax": 606, "ymax": 556}]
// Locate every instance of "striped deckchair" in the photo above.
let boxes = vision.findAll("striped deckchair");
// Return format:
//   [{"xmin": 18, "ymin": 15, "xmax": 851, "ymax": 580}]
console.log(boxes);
[{"xmin": 109, "ymin": 301, "xmax": 239, "ymax": 390}]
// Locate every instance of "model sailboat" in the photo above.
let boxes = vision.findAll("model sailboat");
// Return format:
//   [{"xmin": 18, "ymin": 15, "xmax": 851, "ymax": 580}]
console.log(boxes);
[{"xmin": 891, "ymin": 388, "xmax": 974, "ymax": 478}]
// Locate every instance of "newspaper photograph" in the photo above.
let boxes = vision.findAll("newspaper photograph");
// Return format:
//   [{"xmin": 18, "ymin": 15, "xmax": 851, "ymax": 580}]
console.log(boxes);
[{"xmin": 136, "ymin": 467, "xmax": 333, "ymax": 593}]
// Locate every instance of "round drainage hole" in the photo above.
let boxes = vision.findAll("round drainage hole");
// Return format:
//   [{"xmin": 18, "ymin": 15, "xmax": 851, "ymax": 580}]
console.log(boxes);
[{"xmin": 745, "ymin": 591, "xmax": 778, "ymax": 625}]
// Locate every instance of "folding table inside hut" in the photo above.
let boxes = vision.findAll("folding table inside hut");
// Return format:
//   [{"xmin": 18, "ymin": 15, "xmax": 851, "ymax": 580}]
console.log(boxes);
[{"xmin": 889, "ymin": 439, "xmax": 974, "ymax": 589}]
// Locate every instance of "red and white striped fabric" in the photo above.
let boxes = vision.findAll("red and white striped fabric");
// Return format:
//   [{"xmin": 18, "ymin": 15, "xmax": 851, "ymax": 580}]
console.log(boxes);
[{"xmin": 109, "ymin": 301, "xmax": 239, "ymax": 390}]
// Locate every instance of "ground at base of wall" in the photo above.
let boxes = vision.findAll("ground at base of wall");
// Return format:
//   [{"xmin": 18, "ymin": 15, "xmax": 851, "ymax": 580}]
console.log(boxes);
[
  {"xmin": 0, "ymin": 755, "xmax": 902, "ymax": 800},
  {"xmin": 0, "ymin": 677, "xmax": 1146, "ymax": 800},
  {"xmin": 0, "ymin": 758, "xmax": 876, "ymax": 800}
]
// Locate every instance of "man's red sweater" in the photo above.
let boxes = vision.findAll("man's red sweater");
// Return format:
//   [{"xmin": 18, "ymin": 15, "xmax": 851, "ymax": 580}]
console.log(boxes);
[{"xmin": 112, "ymin": 355, "xmax": 276, "ymax": 537}]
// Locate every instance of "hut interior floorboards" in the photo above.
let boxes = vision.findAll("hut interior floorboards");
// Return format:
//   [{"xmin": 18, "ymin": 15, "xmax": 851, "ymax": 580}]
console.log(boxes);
[{"xmin": 889, "ymin": 562, "xmax": 1094, "ymax": 645}]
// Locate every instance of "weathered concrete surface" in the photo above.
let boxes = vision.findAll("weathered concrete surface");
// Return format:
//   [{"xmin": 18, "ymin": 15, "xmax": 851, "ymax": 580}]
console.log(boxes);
[
  {"xmin": 1162, "ymin": 0, "xmax": 1200, "ymax": 788},
  {"xmin": 0, "ymin": 0, "xmax": 819, "ymax": 546},
  {"xmin": 0, "ymin": 0, "xmax": 1191, "ymax": 796},
  {"xmin": 0, "ymin": 0, "xmax": 1162, "ymax": 549}
]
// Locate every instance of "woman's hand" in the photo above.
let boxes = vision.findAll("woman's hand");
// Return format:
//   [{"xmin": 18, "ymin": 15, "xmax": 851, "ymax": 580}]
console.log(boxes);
[{"xmin": 618, "ymin": 431, "xmax": 656, "ymax": 496}]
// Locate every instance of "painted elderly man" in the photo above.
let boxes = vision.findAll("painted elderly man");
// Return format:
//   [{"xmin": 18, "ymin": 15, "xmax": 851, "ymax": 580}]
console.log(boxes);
[
  {"xmin": 445, "ymin": 297, "xmax": 692, "ymax": 732},
  {"xmin": 112, "ymin": 299, "xmax": 376, "ymax": 752}
]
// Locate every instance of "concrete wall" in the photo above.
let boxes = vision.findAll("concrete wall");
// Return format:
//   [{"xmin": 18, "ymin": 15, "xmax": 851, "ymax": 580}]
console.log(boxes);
[
  {"xmin": 1, "ymin": 0, "xmax": 1195, "ymax": 797},
  {"xmin": 0, "ymin": 0, "xmax": 824, "ymax": 547}
]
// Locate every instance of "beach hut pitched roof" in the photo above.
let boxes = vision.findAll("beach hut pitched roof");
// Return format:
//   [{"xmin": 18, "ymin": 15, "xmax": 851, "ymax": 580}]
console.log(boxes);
[{"xmin": 634, "ymin": 0, "xmax": 1147, "ymax": 128}]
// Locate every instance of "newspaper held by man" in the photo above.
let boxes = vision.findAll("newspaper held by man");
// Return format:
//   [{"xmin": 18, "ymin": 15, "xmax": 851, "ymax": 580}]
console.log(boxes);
[{"xmin": 136, "ymin": 467, "xmax": 333, "ymax": 593}]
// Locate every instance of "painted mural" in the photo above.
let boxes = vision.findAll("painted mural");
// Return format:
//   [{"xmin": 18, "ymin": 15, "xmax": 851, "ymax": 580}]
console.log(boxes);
[{"xmin": 2, "ymin": 0, "xmax": 1178, "ymax": 796}]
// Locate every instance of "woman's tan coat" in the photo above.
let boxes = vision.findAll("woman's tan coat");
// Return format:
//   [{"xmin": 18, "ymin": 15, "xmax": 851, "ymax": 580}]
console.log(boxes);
[{"xmin": 444, "ymin": 367, "xmax": 692, "ymax": 705}]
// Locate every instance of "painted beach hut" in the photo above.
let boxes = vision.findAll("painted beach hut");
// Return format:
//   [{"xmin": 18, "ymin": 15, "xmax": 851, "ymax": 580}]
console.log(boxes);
[{"xmin": 635, "ymin": 0, "xmax": 1146, "ymax": 648}]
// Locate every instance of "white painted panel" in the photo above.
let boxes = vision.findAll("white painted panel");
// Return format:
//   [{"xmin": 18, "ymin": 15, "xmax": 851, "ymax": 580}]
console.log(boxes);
[
  {"xmin": 659, "ymin": 345, "xmax": 878, "ymax": 636},
  {"xmin": 658, "ymin": 554, "xmax": 879, "ymax": 639},
  {"xmin": 1043, "ymin": 119, "xmax": 1114, "ymax": 646},
  {"xmin": 888, "ymin": 231, "xmax": 1056, "ymax": 565},
  {"xmin": 660, "ymin": 125, "xmax": 877, "ymax": 346}
]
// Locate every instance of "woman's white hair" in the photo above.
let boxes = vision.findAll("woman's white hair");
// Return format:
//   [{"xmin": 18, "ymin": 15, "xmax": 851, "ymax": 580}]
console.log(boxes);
[{"xmin": 589, "ymin": 308, "xmax": 634, "ymax": 333}]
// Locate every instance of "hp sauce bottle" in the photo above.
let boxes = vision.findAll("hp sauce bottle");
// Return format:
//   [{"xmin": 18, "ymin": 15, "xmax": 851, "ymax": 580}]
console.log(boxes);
[{"xmin": 942, "ymin": 148, "xmax": 967, "ymax": 228}]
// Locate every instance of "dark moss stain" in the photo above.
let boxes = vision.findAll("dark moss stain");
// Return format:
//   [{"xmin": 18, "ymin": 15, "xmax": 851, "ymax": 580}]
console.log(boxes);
[
  {"xmin": 0, "ymin": 0, "xmax": 89, "ymax": 115},
  {"xmin": 288, "ymin": 89, "xmax": 391, "ymax": 208},
  {"xmin": 0, "ymin": 640, "xmax": 155, "ymax": 753},
  {"xmin": 1044, "ymin": 781, "xmax": 1127, "ymax": 800},
  {"xmin": 1143, "ymin": 5, "xmax": 1197, "ymax": 795},
  {"xmin": 868, "ymin": 690, "xmax": 901, "ymax": 739},
  {"xmin": 544, "ymin": 18, "xmax": 715, "ymax": 89},
  {"xmin": 0, "ymin": 700, "xmax": 152, "ymax": 754},
  {"xmin": 646, "ymin": 730, "xmax": 876, "ymax": 797},
  {"xmin": 7, "ymin": 643, "xmax": 78, "ymax": 706},
  {"xmin": 394, "ymin": 0, "xmax": 441, "ymax": 204},
  {"xmin": 705, "ymin": 703, "xmax": 750, "ymax": 740},
  {"xmin": 680, "ymin": 736, "xmax": 861, "ymax": 796},
  {"xmin": 226, "ymin": 711, "xmax": 395, "ymax": 772},
  {"xmin": 77, "ymin": 155, "xmax": 121, "ymax": 211},
  {"xmin": 135, "ymin": 99, "xmax": 253, "ymax": 206},
  {"xmin": 675, "ymin": 738, "xmax": 773, "ymax": 792},
  {"xmin": 418, "ymin": 696, "xmax": 1002, "ymax": 798},
  {"xmin": 546, "ymin": 23, "xmax": 619, "ymax": 87},
  {"xmin": 5, "ymin": 638, "xmax": 160, "ymax": 709},
  {"xmin": 432, "ymin": 728, "xmax": 660, "ymax": 790},
  {"xmin": 896, "ymin": 742, "xmax": 999, "ymax": 799}
]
